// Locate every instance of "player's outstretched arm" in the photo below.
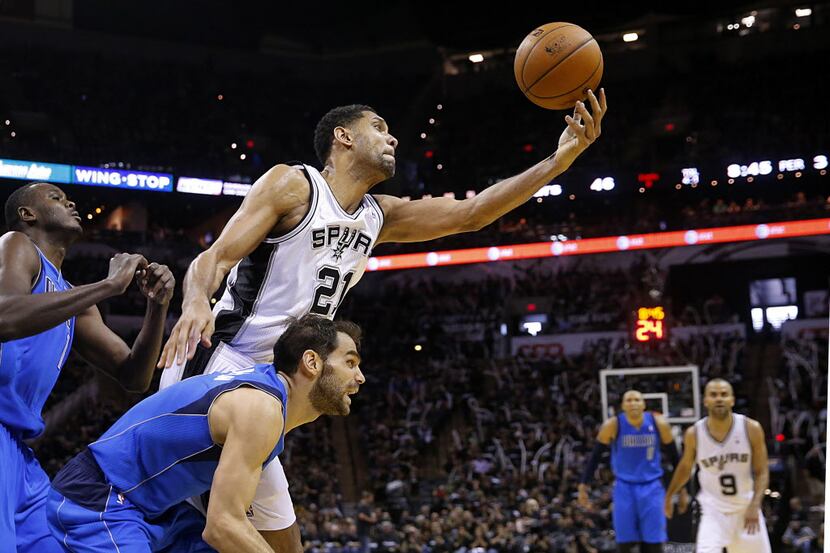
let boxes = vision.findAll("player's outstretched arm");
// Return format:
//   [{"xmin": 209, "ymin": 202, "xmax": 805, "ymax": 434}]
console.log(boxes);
[
  {"xmin": 0, "ymin": 232, "xmax": 148, "ymax": 341},
  {"xmin": 204, "ymin": 387, "xmax": 285, "ymax": 553},
  {"xmin": 73, "ymin": 262, "xmax": 175, "ymax": 393},
  {"xmin": 374, "ymin": 89, "xmax": 606, "ymax": 244},
  {"xmin": 664, "ymin": 425, "xmax": 696, "ymax": 519},
  {"xmin": 577, "ymin": 416, "xmax": 616, "ymax": 508},
  {"xmin": 158, "ymin": 165, "xmax": 310, "ymax": 368},
  {"xmin": 744, "ymin": 418, "xmax": 770, "ymax": 534}
]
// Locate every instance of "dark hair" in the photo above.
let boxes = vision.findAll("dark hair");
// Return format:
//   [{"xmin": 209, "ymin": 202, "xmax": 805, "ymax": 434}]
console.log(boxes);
[
  {"xmin": 313, "ymin": 104, "xmax": 376, "ymax": 165},
  {"xmin": 4, "ymin": 183, "xmax": 41, "ymax": 231},
  {"xmin": 273, "ymin": 314, "xmax": 362, "ymax": 376}
]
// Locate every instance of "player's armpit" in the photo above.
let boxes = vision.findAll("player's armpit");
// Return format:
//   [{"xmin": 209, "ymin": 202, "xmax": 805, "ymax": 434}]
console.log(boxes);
[
  {"xmin": 207, "ymin": 164, "xmax": 310, "ymax": 274},
  {"xmin": 373, "ymin": 194, "xmax": 481, "ymax": 244},
  {"xmin": 203, "ymin": 388, "xmax": 284, "ymax": 553}
]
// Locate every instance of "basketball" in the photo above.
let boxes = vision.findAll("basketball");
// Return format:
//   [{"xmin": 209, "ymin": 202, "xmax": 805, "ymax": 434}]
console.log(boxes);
[{"xmin": 514, "ymin": 22, "xmax": 603, "ymax": 110}]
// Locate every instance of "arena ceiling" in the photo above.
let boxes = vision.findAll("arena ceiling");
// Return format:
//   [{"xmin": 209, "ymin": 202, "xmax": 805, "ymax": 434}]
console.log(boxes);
[{"xmin": 72, "ymin": 0, "xmax": 795, "ymax": 54}]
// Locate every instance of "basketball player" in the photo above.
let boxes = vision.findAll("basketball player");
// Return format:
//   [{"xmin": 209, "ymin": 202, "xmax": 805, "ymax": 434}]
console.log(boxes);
[
  {"xmin": 664, "ymin": 378, "xmax": 771, "ymax": 553},
  {"xmin": 47, "ymin": 315, "xmax": 363, "ymax": 553},
  {"xmin": 0, "ymin": 183, "xmax": 175, "ymax": 551},
  {"xmin": 578, "ymin": 389, "xmax": 683, "ymax": 552},
  {"xmin": 155, "ymin": 91, "xmax": 607, "ymax": 549}
]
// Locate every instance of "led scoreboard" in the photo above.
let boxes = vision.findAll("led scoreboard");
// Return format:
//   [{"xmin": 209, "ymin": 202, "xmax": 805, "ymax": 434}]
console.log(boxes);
[{"xmin": 635, "ymin": 306, "xmax": 666, "ymax": 342}]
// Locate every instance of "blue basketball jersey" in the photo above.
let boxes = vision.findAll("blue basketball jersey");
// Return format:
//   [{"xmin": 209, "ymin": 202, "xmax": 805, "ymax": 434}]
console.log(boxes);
[
  {"xmin": 0, "ymin": 246, "xmax": 75, "ymax": 439},
  {"xmin": 88, "ymin": 364, "xmax": 287, "ymax": 518},
  {"xmin": 611, "ymin": 411, "xmax": 662, "ymax": 483}
]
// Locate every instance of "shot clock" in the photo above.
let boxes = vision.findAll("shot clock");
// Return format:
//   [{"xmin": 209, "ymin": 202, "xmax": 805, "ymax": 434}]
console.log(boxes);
[{"xmin": 634, "ymin": 306, "xmax": 667, "ymax": 342}]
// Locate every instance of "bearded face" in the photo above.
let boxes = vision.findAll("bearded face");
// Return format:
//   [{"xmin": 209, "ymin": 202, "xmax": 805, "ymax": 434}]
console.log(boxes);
[{"xmin": 308, "ymin": 361, "xmax": 353, "ymax": 416}]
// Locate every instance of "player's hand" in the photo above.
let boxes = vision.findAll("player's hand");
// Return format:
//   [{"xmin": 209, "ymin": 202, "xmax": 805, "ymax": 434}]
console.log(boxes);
[
  {"xmin": 677, "ymin": 488, "xmax": 690, "ymax": 514},
  {"xmin": 577, "ymin": 484, "xmax": 591, "ymax": 509},
  {"xmin": 106, "ymin": 253, "xmax": 148, "ymax": 295},
  {"xmin": 664, "ymin": 495, "xmax": 675, "ymax": 519},
  {"xmin": 136, "ymin": 263, "xmax": 175, "ymax": 306},
  {"xmin": 157, "ymin": 300, "xmax": 214, "ymax": 368},
  {"xmin": 743, "ymin": 504, "xmax": 761, "ymax": 534},
  {"xmin": 553, "ymin": 88, "xmax": 607, "ymax": 172}
]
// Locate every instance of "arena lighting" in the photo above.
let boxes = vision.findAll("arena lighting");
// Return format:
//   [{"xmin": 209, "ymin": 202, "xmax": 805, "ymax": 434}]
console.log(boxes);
[
  {"xmin": 795, "ymin": 8, "xmax": 812, "ymax": 17},
  {"xmin": 622, "ymin": 32, "xmax": 638, "ymax": 42},
  {"xmin": 429, "ymin": 118, "xmax": 435, "ymax": 125},
  {"xmin": 414, "ymin": 344, "xmax": 422, "ymax": 351},
  {"xmin": 468, "ymin": 54, "xmax": 484, "ymax": 63},
  {"xmin": 638, "ymin": 173, "xmax": 659, "ymax": 188},
  {"xmin": 365, "ymin": 217, "xmax": 830, "ymax": 271},
  {"xmin": 742, "ymin": 15, "xmax": 755, "ymax": 27}
]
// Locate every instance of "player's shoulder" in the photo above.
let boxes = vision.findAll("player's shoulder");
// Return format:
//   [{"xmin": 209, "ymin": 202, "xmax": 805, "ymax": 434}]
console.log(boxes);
[
  {"xmin": 597, "ymin": 415, "xmax": 619, "ymax": 442},
  {"xmin": 742, "ymin": 415, "xmax": 765, "ymax": 437},
  {"xmin": 683, "ymin": 423, "xmax": 698, "ymax": 442},
  {"xmin": 0, "ymin": 231, "xmax": 40, "ymax": 266},
  {"xmin": 371, "ymin": 193, "xmax": 407, "ymax": 212},
  {"xmin": 250, "ymin": 164, "xmax": 311, "ymax": 206}
]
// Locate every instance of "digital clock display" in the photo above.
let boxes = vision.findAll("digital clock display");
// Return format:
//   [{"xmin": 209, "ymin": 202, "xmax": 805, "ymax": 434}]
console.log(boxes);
[{"xmin": 635, "ymin": 306, "xmax": 666, "ymax": 342}]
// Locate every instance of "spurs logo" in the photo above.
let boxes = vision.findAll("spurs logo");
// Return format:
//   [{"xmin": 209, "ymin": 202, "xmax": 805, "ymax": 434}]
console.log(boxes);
[{"xmin": 333, "ymin": 228, "xmax": 357, "ymax": 261}]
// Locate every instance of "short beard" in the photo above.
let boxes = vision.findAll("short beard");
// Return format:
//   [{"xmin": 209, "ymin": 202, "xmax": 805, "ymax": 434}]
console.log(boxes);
[
  {"xmin": 308, "ymin": 361, "xmax": 349, "ymax": 416},
  {"xmin": 379, "ymin": 154, "xmax": 395, "ymax": 179}
]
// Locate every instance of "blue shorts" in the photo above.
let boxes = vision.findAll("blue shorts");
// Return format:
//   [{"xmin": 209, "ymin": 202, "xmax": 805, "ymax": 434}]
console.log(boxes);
[
  {"xmin": 46, "ymin": 448, "xmax": 214, "ymax": 552},
  {"xmin": 48, "ymin": 488, "xmax": 213, "ymax": 553},
  {"xmin": 0, "ymin": 423, "xmax": 63, "ymax": 553},
  {"xmin": 612, "ymin": 478, "xmax": 667, "ymax": 544}
]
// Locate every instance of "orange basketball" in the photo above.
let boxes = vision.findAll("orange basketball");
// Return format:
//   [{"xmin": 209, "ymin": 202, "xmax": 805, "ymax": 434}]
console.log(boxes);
[{"xmin": 514, "ymin": 22, "xmax": 603, "ymax": 110}]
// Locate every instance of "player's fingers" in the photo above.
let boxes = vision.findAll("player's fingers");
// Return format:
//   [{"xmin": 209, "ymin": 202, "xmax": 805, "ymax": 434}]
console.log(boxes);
[
  {"xmin": 565, "ymin": 115, "xmax": 582, "ymax": 134},
  {"xmin": 186, "ymin": 326, "xmax": 201, "ymax": 361},
  {"xmin": 586, "ymin": 89, "xmax": 600, "ymax": 115},
  {"xmin": 159, "ymin": 326, "xmax": 180, "ymax": 368},
  {"xmin": 175, "ymin": 321, "xmax": 193, "ymax": 366},
  {"xmin": 200, "ymin": 319, "xmax": 214, "ymax": 349},
  {"xmin": 599, "ymin": 88, "xmax": 607, "ymax": 113},
  {"xmin": 576, "ymin": 101, "xmax": 594, "ymax": 129},
  {"xmin": 149, "ymin": 275, "xmax": 169, "ymax": 300}
]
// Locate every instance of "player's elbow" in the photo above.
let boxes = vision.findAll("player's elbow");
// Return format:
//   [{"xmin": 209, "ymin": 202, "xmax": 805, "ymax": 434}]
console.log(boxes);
[{"xmin": 202, "ymin": 515, "xmax": 239, "ymax": 551}]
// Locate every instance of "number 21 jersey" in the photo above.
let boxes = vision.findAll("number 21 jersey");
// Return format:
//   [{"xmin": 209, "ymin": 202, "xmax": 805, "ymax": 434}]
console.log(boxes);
[
  {"xmin": 212, "ymin": 163, "xmax": 384, "ymax": 362},
  {"xmin": 694, "ymin": 413, "xmax": 755, "ymax": 513}
]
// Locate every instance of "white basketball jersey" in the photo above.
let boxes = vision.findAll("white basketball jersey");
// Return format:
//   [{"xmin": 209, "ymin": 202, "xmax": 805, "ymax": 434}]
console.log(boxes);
[
  {"xmin": 694, "ymin": 414, "xmax": 755, "ymax": 513},
  {"xmin": 211, "ymin": 163, "xmax": 384, "ymax": 362}
]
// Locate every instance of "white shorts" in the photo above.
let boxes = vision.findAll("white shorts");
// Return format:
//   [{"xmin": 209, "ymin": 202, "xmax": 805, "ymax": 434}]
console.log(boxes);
[
  {"xmin": 696, "ymin": 502, "xmax": 771, "ymax": 553},
  {"xmin": 160, "ymin": 342, "xmax": 297, "ymax": 531}
]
